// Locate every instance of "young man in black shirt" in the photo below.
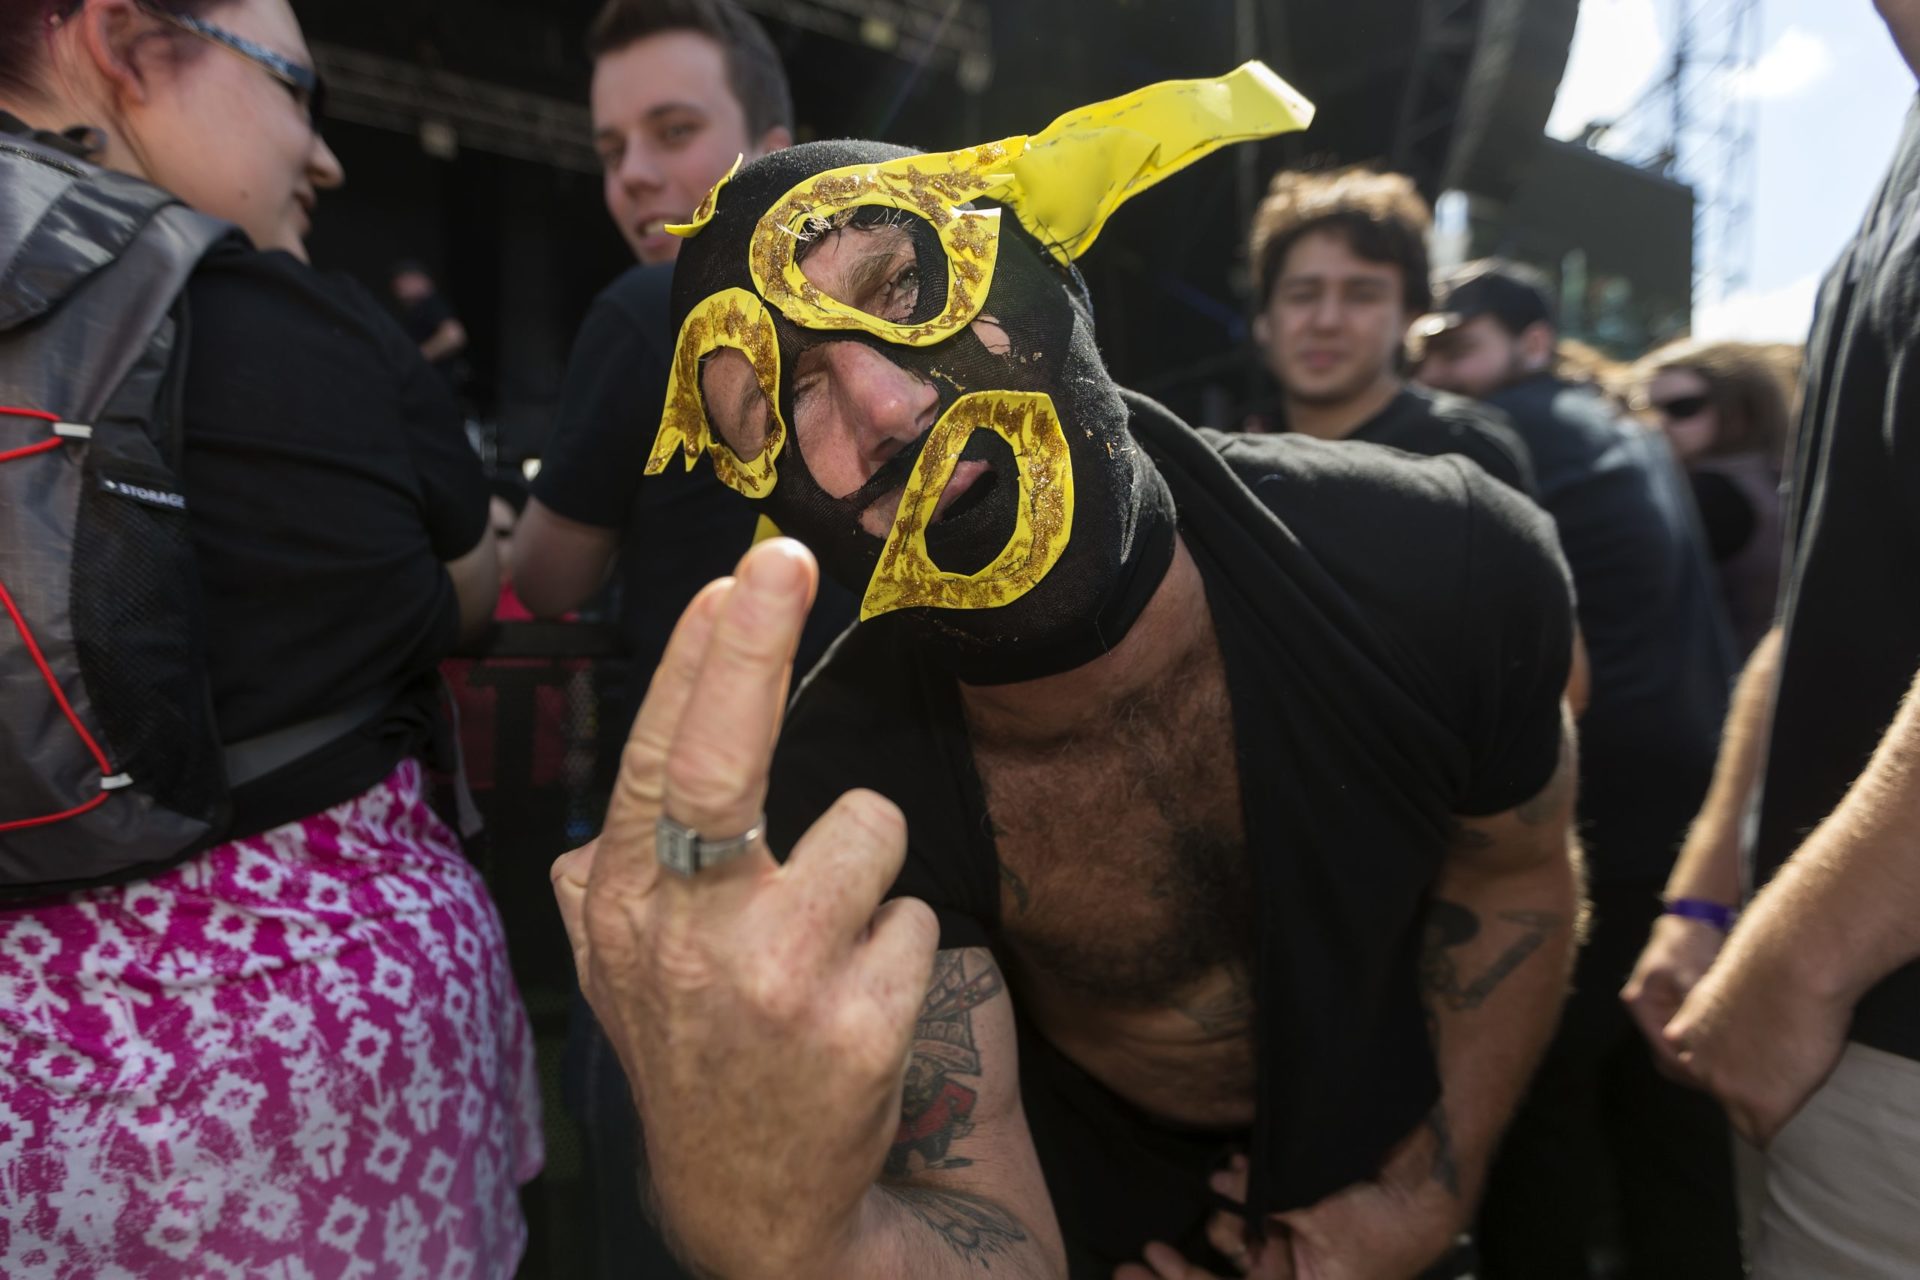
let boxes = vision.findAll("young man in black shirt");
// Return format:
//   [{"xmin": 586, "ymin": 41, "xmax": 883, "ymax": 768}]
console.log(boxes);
[
  {"xmin": 513, "ymin": 0, "xmax": 833, "ymax": 674},
  {"xmin": 506, "ymin": 3, "xmax": 837, "ymax": 1275},
  {"xmin": 1419, "ymin": 263, "xmax": 1742, "ymax": 1277},
  {"xmin": 553, "ymin": 75, "xmax": 1585, "ymax": 1279},
  {"xmin": 1625, "ymin": 3, "xmax": 1920, "ymax": 1270},
  {"xmin": 1243, "ymin": 168, "xmax": 1534, "ymax": 496}
]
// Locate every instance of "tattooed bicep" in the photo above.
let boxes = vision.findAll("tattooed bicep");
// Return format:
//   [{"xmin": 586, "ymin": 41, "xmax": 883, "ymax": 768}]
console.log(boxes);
[{"xmin": 886, "ymin": 947, "xmax": 1013, "ymax": 1179}]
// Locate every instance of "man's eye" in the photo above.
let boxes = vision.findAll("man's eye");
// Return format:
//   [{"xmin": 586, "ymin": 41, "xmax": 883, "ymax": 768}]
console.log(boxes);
[
  {"xmin": 661, "ymin": 120, "xmax": 700, "ymax": 146},
  {"xmin": 879, "ymin": 264, "xmax": 921, "ymax": 322}
]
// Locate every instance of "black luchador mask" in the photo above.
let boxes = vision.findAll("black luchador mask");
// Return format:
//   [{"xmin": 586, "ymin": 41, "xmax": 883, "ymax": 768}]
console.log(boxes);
[{"xmin": 648, "ymin": 63, "xmax": 1313, "ymax": 684}]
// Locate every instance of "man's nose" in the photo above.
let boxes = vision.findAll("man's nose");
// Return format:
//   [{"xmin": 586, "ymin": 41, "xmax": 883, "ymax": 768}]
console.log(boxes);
[
  {"xmin": 617, "ymin": 139, "xmax": 664, "ymax": 193},
  {"xmin": 825, "ymin": 344, "xmax": 938, "ymax": 468}
]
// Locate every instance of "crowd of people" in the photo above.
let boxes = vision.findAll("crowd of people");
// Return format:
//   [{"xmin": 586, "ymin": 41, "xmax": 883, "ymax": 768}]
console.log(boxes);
[{"xmin": 1, "ymin": 0, "xmax": 1917, "ymax": 1277}]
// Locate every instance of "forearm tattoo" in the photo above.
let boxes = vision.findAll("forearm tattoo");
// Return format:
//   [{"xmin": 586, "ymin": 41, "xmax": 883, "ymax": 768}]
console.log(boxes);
[
  {"xmin": 882, "ymin": 951, "xmax": 1030, "ymax": 1265},
  {"xmin": 1419, "ymin": 899, "xmax": 1561, "ymax": 1013},
  {"xmin": 878, "ymin": 1183, "xmax": 1030, "ymax": 1267},
  {"xmin": 886, "ymin": 951, "xmax": 1006, "ymax": 1178}
]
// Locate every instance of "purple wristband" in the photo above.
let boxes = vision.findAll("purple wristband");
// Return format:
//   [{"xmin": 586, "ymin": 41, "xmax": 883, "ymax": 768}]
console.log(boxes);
[{"xmin": 1663, "ymin": 896, "xmax": 1737, "ymax": 932}]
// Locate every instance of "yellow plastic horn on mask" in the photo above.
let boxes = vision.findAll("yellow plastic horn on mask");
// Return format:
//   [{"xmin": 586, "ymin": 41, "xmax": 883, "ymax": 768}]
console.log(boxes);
[{"xmin": 987, "ymin": 59, "xmax": 1315, "ymax": 267}]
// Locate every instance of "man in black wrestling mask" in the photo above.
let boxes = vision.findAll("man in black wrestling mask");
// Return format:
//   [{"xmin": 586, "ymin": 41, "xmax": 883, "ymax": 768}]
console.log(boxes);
[
  {"xmin": 649, "ymin": 131, "xmax": 1180, "ymax": 685},
  {"xmin": 558, "ymin": 63, "xmax": 1586, "ymax": 1280}
]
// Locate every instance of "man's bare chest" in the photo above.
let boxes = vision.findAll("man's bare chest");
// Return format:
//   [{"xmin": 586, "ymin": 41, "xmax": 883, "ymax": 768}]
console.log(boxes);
[{"xmin": 968, "ymin": 654, "xmax": 1251, "ymax": 1009}]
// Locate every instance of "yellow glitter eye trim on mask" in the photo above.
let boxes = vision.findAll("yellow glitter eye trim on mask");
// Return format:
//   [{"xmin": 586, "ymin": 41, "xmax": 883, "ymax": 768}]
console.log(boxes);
[
  {"xmin": 749, "ymin": 145, "xmax": 1015, "ymax": 347},
  {"xmin": 645, "ymin": 288, "xmax": 786, "ymax": 499},
  {"xmin": 667, "ymin": 154, "xmax": 741, "ymax": 239},
  {"xmin": 860, "ymin": 390, "xmax": 1074, "ymax": 621},
  {"xmin": 746, "ymin": 62, "xmax": 1312, "ymax": 341}
]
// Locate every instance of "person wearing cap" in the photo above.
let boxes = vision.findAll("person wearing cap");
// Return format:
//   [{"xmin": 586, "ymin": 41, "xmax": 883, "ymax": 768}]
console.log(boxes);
[
  {"xmin": 1244, "ymin": 167, "xmax": 1536, "ymax": 497},
  {"xmin": 1419, "ymin": 262, "xmax": 1742, "ymax": 1278}
]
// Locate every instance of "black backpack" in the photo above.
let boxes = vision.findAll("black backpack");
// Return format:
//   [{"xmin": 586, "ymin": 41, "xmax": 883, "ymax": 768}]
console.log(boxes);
[{"xmin": 0, "ymin": 121, "xmax": 239, "ymax": 895}]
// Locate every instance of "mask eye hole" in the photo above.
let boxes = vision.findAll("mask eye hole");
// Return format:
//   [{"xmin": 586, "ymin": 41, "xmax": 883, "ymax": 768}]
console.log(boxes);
[
  {"xmin": 698, "ymin": 348, "xmax": 773, "ymax": 461},
  {"xmin": 795, "ymin": 208, "xmax": 945, "ymax": 327}
]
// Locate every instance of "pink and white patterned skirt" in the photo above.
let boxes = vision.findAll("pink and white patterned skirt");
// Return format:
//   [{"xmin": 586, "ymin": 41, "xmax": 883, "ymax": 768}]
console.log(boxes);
[{"xmin": 0, "ymin": 759, "xmax": 544, "ymax": 1279}]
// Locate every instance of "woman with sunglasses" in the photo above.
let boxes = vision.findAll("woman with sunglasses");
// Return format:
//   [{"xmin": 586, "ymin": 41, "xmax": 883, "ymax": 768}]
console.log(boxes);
[
  {"xmin": 0, "ymin": 1, "xmax": 539, "ymax": 1275},
  {"xmin": 1635, "ymin": 339, "xmax": 1795, "ymax": 656}
]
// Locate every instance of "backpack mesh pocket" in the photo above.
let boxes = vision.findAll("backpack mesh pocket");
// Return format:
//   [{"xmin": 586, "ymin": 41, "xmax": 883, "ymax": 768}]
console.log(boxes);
[{"xmin": 68, "ymin": 462, "xmax": 224, "ymax": 827}]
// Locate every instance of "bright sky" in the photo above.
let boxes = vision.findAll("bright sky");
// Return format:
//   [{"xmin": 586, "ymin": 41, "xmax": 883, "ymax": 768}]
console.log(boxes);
[{"xmin": 1548, "ymin": 0, "xmax": 1915, "ymax": 344}]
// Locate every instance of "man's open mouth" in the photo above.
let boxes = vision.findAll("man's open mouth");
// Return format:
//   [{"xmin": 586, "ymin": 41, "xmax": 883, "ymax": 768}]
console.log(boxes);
[{"xmin": 853, "ymin": 431, "xmax": 1018, "ymax": 575}]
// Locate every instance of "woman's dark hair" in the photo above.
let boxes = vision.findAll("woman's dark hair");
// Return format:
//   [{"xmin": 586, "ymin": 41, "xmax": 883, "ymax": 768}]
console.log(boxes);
[
  {"xmin": 1638, "ymin": 338, "xmax": 1795, "ymax": 463},
  {"xmin": 586, "ymin": 0, "xmax": 793, "ymax": 140},
  {"xmin": 0, "ymin": 0, "xmax": 222, "ymax": 103}
]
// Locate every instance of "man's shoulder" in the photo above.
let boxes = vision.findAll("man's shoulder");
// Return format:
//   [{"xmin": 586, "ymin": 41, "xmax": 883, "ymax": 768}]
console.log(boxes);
[
  {"xmin": 588, "ymin": 261, "xmax": 677, "ymax": 348},
  {"xmin": 1205, "ymin": 420, "xmax": 1498, "ymax": 521},
  {"xmin": 1356, "ymin": 387, "xmax": 1535, "ymax": 492},
  {"xmin": 1494, "ymin": 377, "xmax": 1627, "ymax": 446},
  {"xmin": 1412, "ymin": 385, "xmax": 1518, "ymax": 434},
  {"xmin": 1193, "ymin": 420, "xmax": 1566, "ymax": 614}
]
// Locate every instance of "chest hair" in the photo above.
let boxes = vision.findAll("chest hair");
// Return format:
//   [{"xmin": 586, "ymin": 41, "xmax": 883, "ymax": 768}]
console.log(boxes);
[{"xmin": 969, "ymin": 644, "xmax": 1251, "ymax": 1008}]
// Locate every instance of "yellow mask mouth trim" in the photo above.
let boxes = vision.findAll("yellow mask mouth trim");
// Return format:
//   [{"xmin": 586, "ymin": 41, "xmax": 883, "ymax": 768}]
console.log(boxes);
[
  {"xmin": 860, "ymin": 390, "xmax": 1074, "ymax": 621},
  {"xmin": 645, "ymin": 288, "xmax": 786, "ymax": 499},
  {"xmin": 749, "ymin": 144, "xmax": 1019, "ymax": 347},
  {"xmin": 668, "ymin": 154, "xmax": 742, "ymax": 239}
]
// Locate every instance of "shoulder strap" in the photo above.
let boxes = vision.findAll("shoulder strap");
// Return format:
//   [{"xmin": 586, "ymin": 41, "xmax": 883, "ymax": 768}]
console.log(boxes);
[{"xmin": 0, "ymin": 137, "xmax": 233, "ymax": 425}]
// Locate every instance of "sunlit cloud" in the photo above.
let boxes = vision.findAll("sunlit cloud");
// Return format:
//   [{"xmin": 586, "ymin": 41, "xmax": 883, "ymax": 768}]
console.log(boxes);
[
  {"xmin": 1546, "ymin": 0, "xmax": 1667, "ymax": 142},
  {"xmin": 1693, "ymin": 272, "xmax": 1822, "ymax": 344},
  {"xmin": 1723, "ymin": 27, "xmax": 1833, "ymax": 101}
]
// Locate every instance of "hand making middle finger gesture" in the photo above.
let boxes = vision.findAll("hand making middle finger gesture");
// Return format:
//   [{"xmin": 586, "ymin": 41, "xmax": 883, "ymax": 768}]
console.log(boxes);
[{"xmin": 551, "ymin": 539, "xmax": 940, "ymax": 1278}]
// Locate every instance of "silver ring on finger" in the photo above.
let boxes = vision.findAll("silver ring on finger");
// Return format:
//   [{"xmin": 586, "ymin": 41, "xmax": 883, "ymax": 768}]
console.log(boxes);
[{"xmin": 655, "ymin": 813, "xmax": 765, "ymax": 876}]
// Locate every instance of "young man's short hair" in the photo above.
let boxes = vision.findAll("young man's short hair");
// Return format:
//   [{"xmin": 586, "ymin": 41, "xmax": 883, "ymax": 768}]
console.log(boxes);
[
  {"xmin": 1249, "ymin": 167, "xmax": 1434, "ymax": 315},
  {"xmin": 587, "ymin": 0, "xmax": 795, "ymax": 139}
]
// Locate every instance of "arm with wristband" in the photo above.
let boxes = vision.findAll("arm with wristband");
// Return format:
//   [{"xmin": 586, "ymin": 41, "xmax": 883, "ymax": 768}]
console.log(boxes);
[{"xmin": 1622, "ymin": 626, "xmax": 1781, "ymax": 1074}]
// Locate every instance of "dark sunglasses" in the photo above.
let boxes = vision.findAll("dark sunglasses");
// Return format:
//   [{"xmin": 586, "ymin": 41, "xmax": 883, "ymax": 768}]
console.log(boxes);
[
  {"xmin": 1652, "ymin": 394, "xmax": 1710, "ymax": 421},
  {"xmin": 142, "ymin": 3, "xmax": 327, "ymax": 132}
]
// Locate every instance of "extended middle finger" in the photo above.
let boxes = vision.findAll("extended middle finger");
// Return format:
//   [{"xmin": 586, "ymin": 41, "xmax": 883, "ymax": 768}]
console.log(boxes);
[
  {"xmin": 658, "ymin": 539, "xmax": 818, "ymax": 892},
  {"xmin": 587, "ymin": 576, "xmax": 732, "ymax": 904}
]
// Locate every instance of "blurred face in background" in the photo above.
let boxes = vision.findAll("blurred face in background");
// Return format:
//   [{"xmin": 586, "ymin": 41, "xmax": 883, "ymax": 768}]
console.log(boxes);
[
  {"xmin": 1259, "ymin": 230, "xmax": 1408, "ymax": 408},
  {"xmin": 1646, "ymin": 367, "xmax": 1718, "ymax": 461},
  {"xmin": 1418, "ymin": 315, "xmax": 1531, "ymax": 400},
  {"xmin": 62, "ymin": 0, "xmax": 343, "ymax": 259},
  {"xmin": 590, "ymin": 30, "xmax": 789, "ymax": 265},
  {"xmin": 391, "ymin": 269, "xmax": 433, "ymax": 304}
]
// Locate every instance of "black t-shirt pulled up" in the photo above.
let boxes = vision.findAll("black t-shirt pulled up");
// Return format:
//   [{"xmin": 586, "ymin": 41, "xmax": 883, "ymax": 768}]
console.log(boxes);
[
  {"xmin": 181, "ymin": 244, "xmax": 489, "ymax": 836},
  {"xmin": 767, "ymin": 393, "xmax": 1573, "ymax": 1269},
  {"xmin": 1757, "ymin": 95, "xmax": 1920, "ymax": 1064},
  {"xmin": 1486, "ymin": 375, "xmax": 1735, "ymax": 882}
]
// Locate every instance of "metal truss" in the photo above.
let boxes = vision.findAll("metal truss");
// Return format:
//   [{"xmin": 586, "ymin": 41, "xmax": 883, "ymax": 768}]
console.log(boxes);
[
  {"xmin": 1391, "ymin": 0, "xmax": 1485, "ymax": 198},
  {"xmin": 741, "ymin": 0, "xmax": 994, "ymax": 90},
  {"xmin": 1581, "ymin": 0, "xmax": 1762, "ymax": 303},
  {"xmin": 310, "ymin": 0, "xmax": 992, "ymax": 174},
  {"xmin": 313, "ymin": 42, "xmax": 599, "ymax": 174}
]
